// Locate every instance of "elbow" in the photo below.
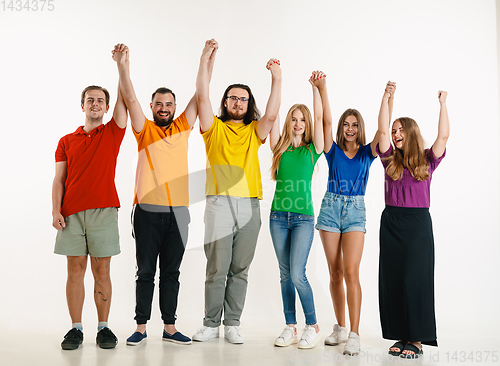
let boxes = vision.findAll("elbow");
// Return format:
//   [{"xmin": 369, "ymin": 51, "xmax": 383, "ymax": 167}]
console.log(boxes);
[
  {"xmin": 439, "ymin": 134, "xmax": 450, "ymax": 143},
  {"xmin": 197, "ymin": 91, "xmax": 209, "ymax": 104},
  {"xmin": 266, "ymin": 111, "xmax": 279, "ymax": 123}
]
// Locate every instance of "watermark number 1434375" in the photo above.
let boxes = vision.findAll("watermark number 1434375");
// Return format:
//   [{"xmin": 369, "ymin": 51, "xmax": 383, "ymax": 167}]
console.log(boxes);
[{"xmin": 1, "ymin": 0, "xmax": 54, "ymax": 11}]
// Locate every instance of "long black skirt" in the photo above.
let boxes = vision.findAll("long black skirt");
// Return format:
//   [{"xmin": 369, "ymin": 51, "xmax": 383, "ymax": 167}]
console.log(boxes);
[{"xmin": 379, "ymin": 205, "xmax": 437, "ymax": 346}]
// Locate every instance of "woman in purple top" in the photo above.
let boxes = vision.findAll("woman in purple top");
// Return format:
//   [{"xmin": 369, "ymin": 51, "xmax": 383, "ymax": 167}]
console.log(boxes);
[{"xmin": 377, "ymin": 82, "xmax": 449, "ymax": 359}]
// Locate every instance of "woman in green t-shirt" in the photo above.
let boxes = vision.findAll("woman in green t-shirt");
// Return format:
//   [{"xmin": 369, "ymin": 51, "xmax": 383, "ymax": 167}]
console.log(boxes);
[{"xmin": 268, "ymin": 71, "xmax": 325, "ymax": 349}]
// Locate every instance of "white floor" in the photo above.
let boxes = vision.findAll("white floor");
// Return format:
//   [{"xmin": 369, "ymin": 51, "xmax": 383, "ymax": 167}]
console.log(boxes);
[{"xmin": 3, "ymin": 326, "xmax": 499, "ymax": 366}]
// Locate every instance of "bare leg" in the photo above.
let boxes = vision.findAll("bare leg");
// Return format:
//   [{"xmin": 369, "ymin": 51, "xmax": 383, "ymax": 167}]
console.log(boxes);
[
  {"xmin": 319, "ymin": 230, "xmax": 345, "ymax": 327},
  {"xmin": 164, "ymin": 324, "xmax": 179, "ymax": 334},
  {"xmin": 135, "ymin": 324, "xmax": 146, "ymax": 333},
  {"xmin": 90, "ymin": 256, "xmax": 112, "ymax": 322},
  {"xmin": 341, "ymin": 231, "xmax": 364, "ymax": 335},
  {"xmin": 66, "ymin": 256, "xmax": 88, "ymax": 323}
]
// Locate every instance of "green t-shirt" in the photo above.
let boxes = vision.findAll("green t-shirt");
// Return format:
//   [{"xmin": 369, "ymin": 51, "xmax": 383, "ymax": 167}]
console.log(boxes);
[{"xmin": 271, "ymin": 142, "xmax": 322, "ymax": 215}]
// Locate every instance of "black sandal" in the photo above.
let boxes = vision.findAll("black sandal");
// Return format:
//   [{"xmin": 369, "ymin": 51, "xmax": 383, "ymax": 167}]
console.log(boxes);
[
  {"xmin": 388, "ymin": 341, "xmax": 405, "ymax": 356},
  {"xmin": 400, "ymin": 343, "xmax": 423, "ymax": 359}
]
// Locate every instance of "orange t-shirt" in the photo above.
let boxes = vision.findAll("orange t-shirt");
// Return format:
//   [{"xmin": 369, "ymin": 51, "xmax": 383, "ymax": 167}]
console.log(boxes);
[
  {"xmin": 55, "ymin": 118, "xmax": 126, "ymax": 218},
  {"xmin": 133, "ymin": 113, "xmax": 191, "ymax": 207}
]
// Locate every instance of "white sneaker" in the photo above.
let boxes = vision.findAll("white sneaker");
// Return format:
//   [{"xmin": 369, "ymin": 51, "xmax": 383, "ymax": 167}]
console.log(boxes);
[
  {"xmin": 192, "ymin": 326, "xmax": 219, "ymax": 342},
  {"xmin": 224, "ymin": 326, "xmax": 244, "ymax": 344},
  {"xmin": 343, "ymin": 331, "xmax": 360, "ymax": 355},
  {"xmin": 324, "ymin": 324, "xmax": 348, "ymax": 345},
  {"xmin": 274, "ymin": 326, "xmax": 298, "ymax": 347},
  {"xmin": 297, "ymin": 325, "xmax": 321, "ymax": 349}
]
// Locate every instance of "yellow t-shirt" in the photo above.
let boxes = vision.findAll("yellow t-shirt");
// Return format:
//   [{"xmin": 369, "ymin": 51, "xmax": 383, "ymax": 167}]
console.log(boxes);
[
  {"xmin": 133, "ymin": 113, "xmax": 191, "ymax": 206},
  {"xmin": 202, "ymin": 116, "xmax": 264, "ymax": 199}
]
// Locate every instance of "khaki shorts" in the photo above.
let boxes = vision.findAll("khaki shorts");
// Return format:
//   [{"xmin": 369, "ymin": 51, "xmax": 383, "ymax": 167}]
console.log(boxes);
[{"xmin": 54, "ymin": 208, "xmax": 120, "ymax": 257}]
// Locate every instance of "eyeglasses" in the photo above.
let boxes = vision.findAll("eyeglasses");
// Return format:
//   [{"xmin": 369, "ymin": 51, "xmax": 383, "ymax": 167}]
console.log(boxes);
[{"xmin": 226, "ymin": 96, "xmax": 249, "ymax": 103}]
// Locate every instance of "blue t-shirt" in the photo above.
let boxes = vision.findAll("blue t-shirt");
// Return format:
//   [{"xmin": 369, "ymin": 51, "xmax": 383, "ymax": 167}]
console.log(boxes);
[{"xmin": 325, "ymin": 142, "xmax": 376, "ymax": 196}]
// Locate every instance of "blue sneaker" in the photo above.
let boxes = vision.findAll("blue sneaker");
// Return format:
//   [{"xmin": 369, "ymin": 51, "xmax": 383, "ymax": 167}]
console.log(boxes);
[
  {"xmin": 126, "ymin": 331, "xmax": 147, "ymax": 346},
  {"xmin": 162, "ymin": 330, "xmax": 192, "ymax": 345}
]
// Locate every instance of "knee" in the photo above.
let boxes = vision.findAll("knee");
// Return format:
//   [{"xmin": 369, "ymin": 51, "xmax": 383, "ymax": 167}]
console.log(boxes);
[
  {"xmin": 290, "ymin": 269, "xmax": 307, "ymax": 288},
  {"xmin": 159, "ymin": 268, "xmax": 180, "ymax": 281},
  {"xmin": 92, "ymin": 263, "xmax": 110, "ymax": 283},
  {"xmin": 343, "ymin": 267, "xmax": 360, "ymax": 285},
  {"xmin": 279, "ymin": 268, "xmax": 291, "ymax": 283},
  {"xmin": 329, "ymin": 267, "xmax": 343, "ymax": 284},
  {"xmin": 67, "ymin": 261, "xmax": 86, "ymax": 280}
]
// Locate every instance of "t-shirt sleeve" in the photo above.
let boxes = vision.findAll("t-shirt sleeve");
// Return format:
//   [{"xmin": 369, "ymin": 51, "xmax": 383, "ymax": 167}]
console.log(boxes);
[
  {"xmin": 427, "ymin": 146, "xmax": 446, "ymax": 171},
  {"xmin": 324, "ymin": 140, "xmax": 337, "ymax": 160},
  {"xmin": 310, "ymin": 141, "xmax": 323, "ymax": 164},
  {"xmin": 376, "ymin": 143, "xmax": 392, "ymax": 168},
  {"xmin": 133, "ymin": 117, "xmax": 149, "ymax": 143},
  {"xmin": 55, "ymin": 137, "xmax": 67, "ymax": 162},
  {"xmin": 365, "ymin": 143, "xmax": 377, "ymax": 161},
  {"xmin": 108, "ymin": 117, "xmax": 126, "ymax": 150},
  {"xmin": 201, "ymin": 115, "xmax": 218, "ymax": 137},
  {"xmin": 175, "ymin": 112, "xmax": 191, "ymax": 134},
  {"xmin": 376, "ymin": 143, "xmax": 392, "ymax": 158},
  {"xmin": 253, "ymin": 120, "xmax": 265, "ymax": 145}
]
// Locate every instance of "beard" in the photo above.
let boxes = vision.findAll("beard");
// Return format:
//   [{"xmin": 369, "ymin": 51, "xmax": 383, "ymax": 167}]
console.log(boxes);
[
  {"xmin": 153, "ymin": 112, "xmax": 174, "ymax": 127},
  {"xmin": 227, "ymin": 109, "xmax": 246, "ymax": 121}
]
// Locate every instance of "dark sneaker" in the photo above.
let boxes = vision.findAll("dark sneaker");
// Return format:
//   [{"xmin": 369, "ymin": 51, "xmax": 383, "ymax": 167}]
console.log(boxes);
[
  {"xmin": 96, "ymin": 327, "xmax": 118, "ymax": 349},
  {"xmin": 126, "ymin": 331, "xmax": 147, "ymax": 346},
  {"xmin": 61, "ymin": 328, "xmax": 83, "ymax": 350},
  {"xmin": 162, "ymin": 330, "xmax": 192, "ymax": 345}
]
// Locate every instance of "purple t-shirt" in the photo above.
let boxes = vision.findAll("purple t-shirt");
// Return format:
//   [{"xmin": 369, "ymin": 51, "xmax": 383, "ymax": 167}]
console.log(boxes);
[{"xmin": 377, "ymin": 144, "xmax": 446, "ymax": 208}]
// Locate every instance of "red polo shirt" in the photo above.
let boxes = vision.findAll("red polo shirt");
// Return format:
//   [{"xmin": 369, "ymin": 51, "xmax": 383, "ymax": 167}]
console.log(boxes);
[{"xmin": 55, "ymin": 118, "xmax": 126, "ymax": 218}]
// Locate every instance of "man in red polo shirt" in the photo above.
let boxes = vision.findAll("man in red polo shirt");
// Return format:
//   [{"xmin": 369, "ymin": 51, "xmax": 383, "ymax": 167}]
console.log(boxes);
[{"xmin": 52, "ymin": 81, "xmax": 127, "ymax": 350}]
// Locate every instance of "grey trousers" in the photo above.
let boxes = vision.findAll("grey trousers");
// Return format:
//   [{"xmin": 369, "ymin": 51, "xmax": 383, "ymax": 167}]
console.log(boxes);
[{"xmin": 203, "ymin": 195, "xmax": 261, "ymax": 327}]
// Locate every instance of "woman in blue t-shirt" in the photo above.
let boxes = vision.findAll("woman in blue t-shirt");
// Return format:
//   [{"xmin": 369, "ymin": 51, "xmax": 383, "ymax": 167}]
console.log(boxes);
[
  {"xmin": 268, "ymin": 71, "xmax": 324, "ymax": 349},
  {"xmin": 315, "ymin": 77, "xmax": 395, "ymax": 355}
]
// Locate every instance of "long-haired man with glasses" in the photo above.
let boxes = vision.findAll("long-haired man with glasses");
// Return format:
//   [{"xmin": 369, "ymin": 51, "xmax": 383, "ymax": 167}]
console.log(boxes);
[{"xmin": 192, "ymin": 39, "xmax": 282, "ymax": 344}]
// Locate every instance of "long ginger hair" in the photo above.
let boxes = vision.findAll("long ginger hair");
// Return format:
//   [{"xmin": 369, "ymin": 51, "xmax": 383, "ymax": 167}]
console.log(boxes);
[
  {"xmin": 384, "ymin": 117, "xmax": 430, "ymax": 181},
  {"xmin": 271, "ymin": 104, "xmax": 314, "ymax": 181}
]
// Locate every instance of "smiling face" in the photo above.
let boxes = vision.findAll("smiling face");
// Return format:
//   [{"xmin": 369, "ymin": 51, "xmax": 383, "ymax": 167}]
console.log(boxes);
[
  {"xmin": 343, "ymin": 115, "xmax": 358, "ymax": 142},
  {"xmin": 81, "ymin": 90, "xmax": 109, "ymax": 121},
  {"xmin": 151, "ymin": 93, "xmax": 176, "ymax": 127},
  {"xmin": 392, "ymin": 120, "xmax": 405, "ymax": 149},
  {"xmin": 224, "ymin": 88, "xmax": 249, "ymax": 121},
  {"xmin": 291, "ymin": 108, "xmax": 306, "ymax": 136}
]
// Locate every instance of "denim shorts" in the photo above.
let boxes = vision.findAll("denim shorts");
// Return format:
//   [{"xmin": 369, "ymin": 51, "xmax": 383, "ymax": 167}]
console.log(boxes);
[{"xmin": 315, "ymin": 192, "xmax": 366, "ymax": 233}]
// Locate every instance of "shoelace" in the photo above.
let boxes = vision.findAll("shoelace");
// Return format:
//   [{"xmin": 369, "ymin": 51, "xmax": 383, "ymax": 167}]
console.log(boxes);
[
  {"xmin": 279, "ymin": 328, "xmax": 292, "ymax": 339},
  {"xmin": 301, "ymin": 327, "xmax": 315, "ymax": 340}
]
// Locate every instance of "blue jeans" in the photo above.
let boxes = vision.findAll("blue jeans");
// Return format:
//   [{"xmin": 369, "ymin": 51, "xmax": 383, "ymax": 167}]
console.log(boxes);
[{"xmin": 269, "ymin": 211, "xmax": 317, "ymax": 325}]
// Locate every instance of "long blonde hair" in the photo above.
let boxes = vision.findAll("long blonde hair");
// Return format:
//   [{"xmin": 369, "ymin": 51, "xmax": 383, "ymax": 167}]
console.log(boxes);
[
  {"xmin": 271, "ymin": 104, "xmax": 314, "ymax": 181},
  {"xmin": 384, "ymin": 117, "xmax": 430, "ymax": 181}
]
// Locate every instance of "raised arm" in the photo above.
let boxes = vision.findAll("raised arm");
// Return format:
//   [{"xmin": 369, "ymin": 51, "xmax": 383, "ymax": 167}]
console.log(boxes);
[
  {"xmin": 309, "ymin": 71, "xmax": 324, "ymax": 154},
  {"xmin": 372, "ymin": 81, "xmax": 396, "ymax": 156},
  {"xmin": 52, "ymin": 161, "xmax": 67, "ymax": 230},
  {"xmin": 112, "ymin": 83, "xmax": 127, "ymax": 129},
  {"xmin": 197, "ymin": 39, "xmax": 218, "ymax": 133},
  {"xmin": 431, "ymin": 91, "xmax": 449, "ymax": 158},
  {"xmin": 186, "ymin": 39, "xmax": 218, "ymax": 128},
  {"xmin": 314, "ymin": 71, "xmax": 333, "ymax": 153},
  {"xmin": 269, "ymin": 115, "xmax": 280, "ymax": 151},
  {"xmin": 256, "ymin": 58, "xmax": 282, "ymax": 140},
  {"xmin": 112, "ymin": 44, "xmax": 145, "ymax": 133},
  {"xmin": 377, "ymin": 81, "xmax": 396, "ymax": 155}
]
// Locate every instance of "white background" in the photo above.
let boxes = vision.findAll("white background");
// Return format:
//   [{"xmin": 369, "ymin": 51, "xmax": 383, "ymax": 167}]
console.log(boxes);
[{"xmin": 0, "ymin": 0, "xmax": 499, "ymax": 355}]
